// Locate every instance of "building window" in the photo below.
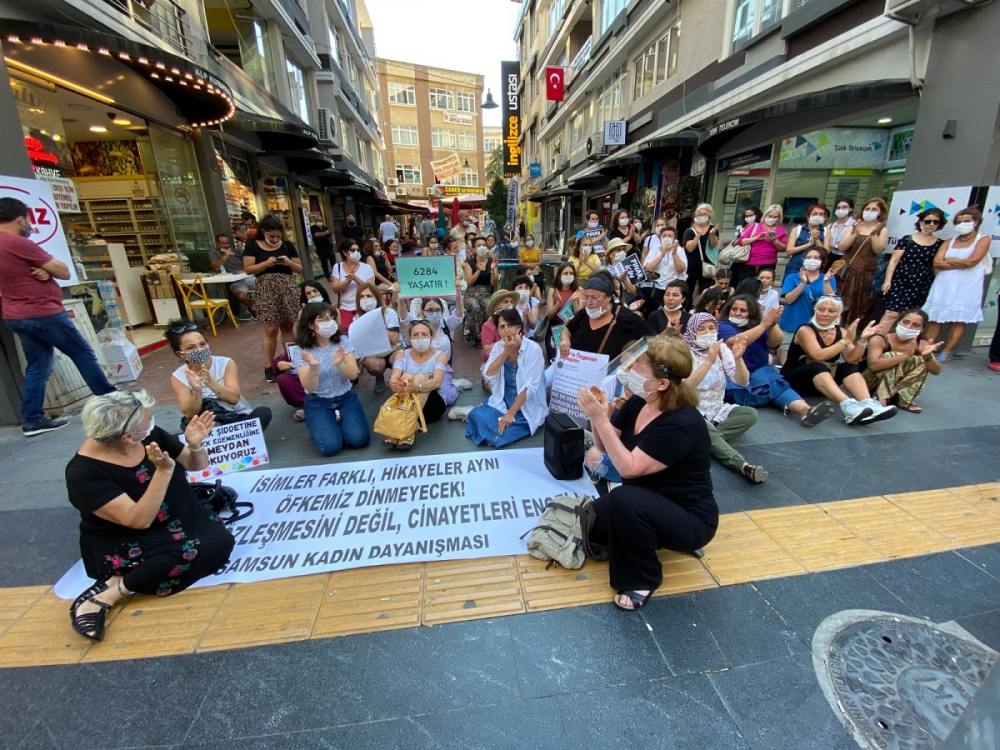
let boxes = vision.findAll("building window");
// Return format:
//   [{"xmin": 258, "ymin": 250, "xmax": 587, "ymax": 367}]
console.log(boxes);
[
  {"xmin": 431, "ymin": 129, "xmax": 458, "ymax": 149},
  {"xmin": 395, "ymin": 164, "xmax": 422, "ymax": 184},
  {"xmin": 484, "ymin": 138, "xmax": 502, "ymax": 152},
  {"xmin": 327, "ymin": 26, "xmax": 339, "ymax": 63},
  {"xmin": 459, "ymin": 168, "xmax": 478, "ymax": 187},
  {"xmin": 388, "ymin": 81, "xmax": 415, "ymax": 105},
  {"xmin": 340, "ymin": 117, "xmax": 352, "ymax": 158},
  {"xmin": 632, "ymin": 22, "xmax": 681, "ymax": 99},
  {"xmin": 596, "ymin": 63, "xmax": 627, "ymax": 125},
  {"xmin": 458, "ymin": 131, "xmax": 478, "ymax": 151},
  {"xmin": 733, "ymin": 0, "xmax": 783, "ymax": 50},
  {"xmin": 456, "ymin": 92, "xmax": 476, "ymax": 113},
  {"xmin": 285, "ymin": 57, "xmax": 310, "ymax": 124},
  {"xmin": 569, "ymin": 108, "xmax": 586, "ymax": 151},
  {"xmin": 599, "ymin": 0, "xmax": 628, "ymax": 35},
  {"xmin": 549, "ymin": 0, "xmax": 565, "ymax": 37},
  {"xmin": 391, "ymin": 124, "xmax": 419, "ymax": 146},
  {"xmin": 429, "ymin": 88, "xmax": 455, "ymax": 109}
]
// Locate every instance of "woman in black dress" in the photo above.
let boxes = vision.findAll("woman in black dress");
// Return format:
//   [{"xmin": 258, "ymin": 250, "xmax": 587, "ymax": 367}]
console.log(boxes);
[
  {"xmin": 65, "ymin": 389, "xmax": 233, "ymax": 641},
  {"xmin": 579, "ymin": 335, "xmax": 718, "ymax": 612},
  {"xmin": 879, "ymin": 208, "xmax": 945, "ymax": 329}
]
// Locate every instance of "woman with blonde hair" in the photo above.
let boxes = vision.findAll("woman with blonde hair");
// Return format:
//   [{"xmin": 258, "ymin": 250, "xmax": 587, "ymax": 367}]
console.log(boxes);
[
  {"xmin": 837, "ymin": 197, "xmax": 889, "ymax": 325},
  {"xmin": 579, "ymin": 335, "xmax": 717, "ymax": 612},
  {"xmin": 734, "ymin": 203, "xmax": 787, "ymax": 287},
  {"xmin": 682, "ymin": 203, "xmax": 720, "ymax": 300}
]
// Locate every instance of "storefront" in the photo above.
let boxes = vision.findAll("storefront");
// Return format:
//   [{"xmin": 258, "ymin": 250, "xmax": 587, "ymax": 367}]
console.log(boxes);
[{"xmin": 215, "ymin": 142, "xmax": 260, "ymax": 228}]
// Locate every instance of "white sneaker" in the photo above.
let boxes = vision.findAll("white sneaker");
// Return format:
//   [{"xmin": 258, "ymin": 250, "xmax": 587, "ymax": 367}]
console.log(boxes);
[
  {"xmin": 453, "ymin": 378, "xmax": 474, "ymax": 391},
  {"xmin": 448, "ymin": 405, "xmax": 474, "ymax": 422},
  {"xmin": 856, "ymin": 398, "xmax": 898, "ymax": 425},
  {"xmin": 841, "ymin": 398, "xmax": 873, "ymax": 425}
]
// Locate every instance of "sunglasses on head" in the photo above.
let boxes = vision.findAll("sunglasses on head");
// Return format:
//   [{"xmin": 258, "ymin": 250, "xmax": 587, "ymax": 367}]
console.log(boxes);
[
  {"xmin": 116, "ymin": 387, "xmax": 142, "ymax": 433},
  {"xmin": 170, "ymin": 323, "xmax": 198, "ymax": 334}
]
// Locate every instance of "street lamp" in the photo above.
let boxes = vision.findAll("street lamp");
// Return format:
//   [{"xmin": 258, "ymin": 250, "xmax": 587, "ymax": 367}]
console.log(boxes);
[
  {"xmin": 482, "ymin": 90, "xmax": 498, "ymax": 109},
  {"xmin": 463, "ymin": 159, "xmax": 471, "ymax": 168}
]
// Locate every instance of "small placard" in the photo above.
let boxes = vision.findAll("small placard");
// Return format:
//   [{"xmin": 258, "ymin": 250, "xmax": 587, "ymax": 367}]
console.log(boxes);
[{"xmin": 395, "ymin": 255, "xmax": 458, "ymax": 300}]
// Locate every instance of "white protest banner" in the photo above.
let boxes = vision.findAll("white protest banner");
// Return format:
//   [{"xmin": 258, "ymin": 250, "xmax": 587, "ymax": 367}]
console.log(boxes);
[
  {"xmin": 348, "ymin": 308, "xmax": 393, "ymax": 359},
  {"xmin": 53, "ymin": 448, "xmax": 594, "ymax": 598},
  {"xmin": 886, "ymin": 186, "xmax": 974, "ymax": 250},
  {"xmin": 0, "ymin": 175, "xmax": 78, "ymax": 285},
  {"xmin": 549, "ymin": 348, "xmax": 610, "ymax": 422},
  {"xmin": 180, "ymin": 418, "xmax": 269, "ymax": 484}
]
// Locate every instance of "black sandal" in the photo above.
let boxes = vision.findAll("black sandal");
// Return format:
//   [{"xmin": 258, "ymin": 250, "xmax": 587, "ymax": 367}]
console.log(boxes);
[
  {"xmin": 71, "ymin": 579, "xmax": 109, "ymax": 610},
  {"xmin": 613, "ymin": 591, "xmax": 652, "ymax": 611},
  {"xmin": 70, "ymin": 595, "xmax": 112, "ymax": 642}
]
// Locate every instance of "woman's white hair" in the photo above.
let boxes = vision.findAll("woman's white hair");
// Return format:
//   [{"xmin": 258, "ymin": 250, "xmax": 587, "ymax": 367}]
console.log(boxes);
[
  {"xmin": 694, "ymin": 203, "xmax": 715, "ymax": 219},
  {"xmin": 81, "ymin": 389, "xmax": 155, "ymax": 444},
  {"xmin": 814, "ymin": 295, "xmax": 844, "ymax": 317},
  {"xmin": 764, "ymin": 204, "xmax": 784, "ymax": 222}
]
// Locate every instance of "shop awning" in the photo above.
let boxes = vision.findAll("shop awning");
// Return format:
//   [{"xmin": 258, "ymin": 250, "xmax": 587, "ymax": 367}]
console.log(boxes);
[
  {"xmin": 598, "ymin": 154, "xmax": 642, "ymax": 176},
  {"xmin": 698, "ymin": 81, "xmax": 917, "ymax": 157},
  {"xmin": 391, "ymin": 201, "xmax": 430, "ymax": 215},
  {"xmin": 567, "ymin": 172, "xmax": 615, "ymax": 190},
  {"xmin": 0, "ymin": 20, "xmax": 234, "ymax": 127},
  {"xmin": 317, "ymin": 169, "xmax": 356, "ymax": 189},
  {"xmin": 222, "ymin": 114, "xmax": 318, "ymax": 151},
  {"xmin": 267, "ymin": 149, "xmax": 333, "ymax": 174},
  {"xmin": 527, "ymin": 186, "xmax": 581, "ymax": 203},
  {"xmin": 639, "ymin": 130, "xmax": 700, "ymax": 157}
]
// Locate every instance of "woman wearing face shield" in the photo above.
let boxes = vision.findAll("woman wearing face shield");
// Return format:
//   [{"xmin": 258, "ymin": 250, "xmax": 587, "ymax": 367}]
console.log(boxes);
[{"xmin": 65, "ymin": 389, "xmax": 232, "ymax": 641}]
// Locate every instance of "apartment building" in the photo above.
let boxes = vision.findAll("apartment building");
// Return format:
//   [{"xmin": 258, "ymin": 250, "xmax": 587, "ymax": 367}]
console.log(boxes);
[
  {"xmin": 376, "ymin": 59, "xmax": 486, "ymax": 205},
  {"xmin": 483, "ymin": 126, "xmax": 503, "ymax": 169}
]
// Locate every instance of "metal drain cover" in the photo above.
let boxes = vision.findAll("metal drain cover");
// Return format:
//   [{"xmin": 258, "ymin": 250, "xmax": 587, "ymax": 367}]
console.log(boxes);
[{"xmin": 813, "ymin": 610, "xmax": 997, "ymax": 749}]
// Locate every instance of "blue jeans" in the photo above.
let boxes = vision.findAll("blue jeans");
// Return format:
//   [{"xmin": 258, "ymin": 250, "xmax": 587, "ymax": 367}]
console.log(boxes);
[
  {"xmin": 585, "ymin": 453, "xmax": 623, "ymax": 483},
  {"xmin": 303, "ymin": 390, "xmax": 371, "ymax": 456},
  {"xmin": 4, "ymin": 311, "xmax": 115, "ymax": 425}
]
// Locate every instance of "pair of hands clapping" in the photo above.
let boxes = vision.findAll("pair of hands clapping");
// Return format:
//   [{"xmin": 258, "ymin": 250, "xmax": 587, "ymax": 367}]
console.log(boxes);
[{"xmin": 145, "ymin": 411, "xmax": 216, "ymax": 473}]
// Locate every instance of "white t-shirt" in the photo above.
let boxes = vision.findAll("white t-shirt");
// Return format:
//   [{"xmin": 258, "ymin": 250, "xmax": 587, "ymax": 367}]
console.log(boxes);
[
  {"xmin": 379, "ymin": 221, "xmax": 398, "ymax": 242},
  {"xmin": 758, "ymin": 288, "xmax": 780, "ymax": 315},
  {"xmin": 171, "ymin": 356, "xmax": 252, "ymax": 415},
  {"xmin": 331, "ymin": 262, "xmax": 375, "ymax": 311},
  {"xmin": 645, "ymin": 241, "xmax": 688, "ymax": 288}
]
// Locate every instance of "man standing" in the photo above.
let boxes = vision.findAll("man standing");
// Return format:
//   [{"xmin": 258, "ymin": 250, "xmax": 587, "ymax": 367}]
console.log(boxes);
[
  {"xmin": 210, "ymin": 232, "xmax": 255, "ymax": 320},
  {"xmin": 378, "ymin": 214, "xmax": 398, "ymax": 244},
  {"xmin": 342, "ymin": 214, "xmax": 365, "ymax": 246},
  {"xmin": 0, "ymin": 197, "xmax": 115, "ymax": 436},
  {"xmin": 418, "ymin": 215, "xmax": 436, "ymax": 246},
  {"xmin": 310, "ymin": 221, "xmax": 335, "ymax": 278}
]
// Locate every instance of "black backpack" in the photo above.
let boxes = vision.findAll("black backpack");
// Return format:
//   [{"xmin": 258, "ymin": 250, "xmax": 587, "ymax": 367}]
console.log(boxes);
[
  {"xmin": 544, "ymin": 412, "xmax": 585, "ymax": 480},
  {"xmin": 191, "ymin": 480, "xmax": 253, "ymax": 526}
]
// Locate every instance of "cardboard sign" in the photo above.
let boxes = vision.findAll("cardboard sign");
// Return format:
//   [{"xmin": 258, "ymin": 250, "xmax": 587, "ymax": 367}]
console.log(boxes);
[
  {"xmin": 556, "ymin": 297, "xmax": 576, "ymax": 322},
  {"xmin": 396, "ymin": 255, "xmax": 457, "ymax": 300},
  {"xmin": 348, "ymin": 308, "xmax": 393, "ymax": 359},
  {"xmin": 0, "ymin": 175, "xmax": 78, "ymax": 286},
  {"xmin": 181, "ymin": 418, "xmax": 269, "ymax": 484},
  {"xmin": 607, "ymin": 253, "xmax": 646, "ymax": 285}
]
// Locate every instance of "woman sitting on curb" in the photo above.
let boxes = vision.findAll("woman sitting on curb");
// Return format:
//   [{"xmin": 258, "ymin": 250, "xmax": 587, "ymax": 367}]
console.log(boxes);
[
  {"xmin": 292, "ymin": 303, "xmax": 370, "ymax": 457},
  {"xmin": 864, "ymin": 308, "xmax": 942, "ymax": 413},
  {"xmin": 386, "ymin": 319, "xmax": 449, "ymax": 450},
  {"xmin": 466, "ymin": 308, "xmax": 547, "ymax": 448},
  {"xmin": 167, "ymin": 319, "xmax": 271, "ymax": 431}
]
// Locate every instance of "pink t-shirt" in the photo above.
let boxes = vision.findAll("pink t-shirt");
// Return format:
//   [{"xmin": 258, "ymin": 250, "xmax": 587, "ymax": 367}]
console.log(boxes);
[
  {"xmin": 739, "ymin": 222, "xmax": 788, "ymax": 267},
  {"xmin": 0, "ymin": 233, "xmax": 64, "ymax": 320}
]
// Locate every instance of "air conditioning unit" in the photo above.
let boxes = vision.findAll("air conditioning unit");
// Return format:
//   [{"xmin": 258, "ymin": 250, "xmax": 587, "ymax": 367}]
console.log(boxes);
[
  {"xmin": 316, "ymin": 107, "xmax": 335, "ymax": 143},
  {"xmin": 586, "ymin": 130, "xmax": 608, "ymax": 159},
  {"xmin": 427, "ymin": 185, "xmax": 443, "ymax": 198},
  {"xmin": 395, "ymin": 187, "xmax": 408, "ymax": 196},
  {"xmin": 884, "ymin": 0, "xmax": 985, "ymax": 24},
  {"xmin": 553, "ymin": 153, "xmax": 568, "ymax": 173},
  {"xmin": 387, "ymin": 177, "xmax": 398, "ymax": 186}
]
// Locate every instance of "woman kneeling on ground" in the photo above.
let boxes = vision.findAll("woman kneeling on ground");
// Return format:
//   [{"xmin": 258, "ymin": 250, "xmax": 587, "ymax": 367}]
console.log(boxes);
[
  {"xmin": 386, "ymin": 319, "xmax": 449, "ymax": 450},
  {"xmin": 466, "ymin": 308, "xmax": 547, "ymax": 448},
  {"xmin": 354, "ymin": 282, "xmax": 401, "ymax": 394},
  {"xmin": 66, "ymin": 389, "xmax": 233, "ymax": 641},
  {"xmin": 579, "ymin": 336, "xmax": 717, "ymax": 612},
  {"xmin": 864, "ymin": 308, "xmax": 942, "ymax": 413},
  {"xmin": 780, "ymin": 296, "xmax": 897, "ymax": 425},
  {"xmin": 167, "ymin": 319, "xmax": 272, "ymax": 431},
  {"xmin": 292, "ymin": 303, "xmax": 371, "ymax": 456}
]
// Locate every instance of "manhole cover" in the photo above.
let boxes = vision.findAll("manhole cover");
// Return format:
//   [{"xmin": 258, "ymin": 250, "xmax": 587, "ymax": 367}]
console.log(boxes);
[{"xmin": 813, "ymin": 611, "xmax": 997, "ymax": 749}]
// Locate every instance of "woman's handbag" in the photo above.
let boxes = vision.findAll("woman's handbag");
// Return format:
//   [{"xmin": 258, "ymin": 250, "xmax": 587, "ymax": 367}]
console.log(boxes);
[
  {"xmin": 839, "ymin": 227, "xmax": 878, "ymax": 280},
  {"xmin": 699, "ymin": 233, "xmax": 719, "ymax": 278},
  {"xmin": 373, "ymin": 391, "xmax": 427, "ymax": 440},
  {"xmin": 190, "ymin": 480, "xmax": 254, "ymax": 526}
]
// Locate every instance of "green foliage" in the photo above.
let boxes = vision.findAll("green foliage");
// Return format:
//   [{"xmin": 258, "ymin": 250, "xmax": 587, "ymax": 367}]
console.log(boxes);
[
  {"xmin": 486, "ymin": 145, "xmax": 504, "ymax": 184},
  {"xmin": 484, "ymin": 176, "xmax": 507, "ymax": 227}
]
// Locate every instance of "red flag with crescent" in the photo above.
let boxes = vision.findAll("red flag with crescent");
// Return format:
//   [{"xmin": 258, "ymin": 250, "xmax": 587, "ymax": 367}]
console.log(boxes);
[{"xmin": 546, "ymin": 67, "xmax": 564, "ymax": 102}]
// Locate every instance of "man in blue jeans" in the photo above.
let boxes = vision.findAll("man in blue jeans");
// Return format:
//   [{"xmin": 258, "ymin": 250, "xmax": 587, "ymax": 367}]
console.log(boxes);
[{"xmin": 0, "ymin": 197, "xmax": 115, "ymax": 436}]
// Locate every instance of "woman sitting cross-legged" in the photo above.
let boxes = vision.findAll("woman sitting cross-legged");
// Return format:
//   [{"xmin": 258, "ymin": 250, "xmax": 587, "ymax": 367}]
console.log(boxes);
[
  {"xmin": 66, "ymin": 389, "xmax": 234, "ymax": 641},
  {"xmin": 292, "ymin": 303, "xmax": 371, "ymax": 456},
  {"xmin": 579, "ymin": 335, "xmax": 718, "ymax": 612},
  {"xmin": 466, "ymin": 308, "xmax": 547, "ymax": 448},
  {"xmin": 863, "ymin": 308, "xmax": 943, "ymax": 414},
  {"xmin": 683, "ymin": 313, "xmax": 768, "ymax": 483},
  {"xmin": 780, "ymin": 296, "xmax": 897, "ymax": 425},
  {"xmin": 386, "ymin": 319, "xmax": 450, "ymax": 450},
  {"xmin": 167, "ymin": 319, "xmax": 272, "ymax": 432}
]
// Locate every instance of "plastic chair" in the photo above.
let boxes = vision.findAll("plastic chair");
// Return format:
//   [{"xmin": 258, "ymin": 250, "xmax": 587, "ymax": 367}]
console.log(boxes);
[{"xmin": 173, "ymin": 274, "xmax": 239, "ymax": 336}]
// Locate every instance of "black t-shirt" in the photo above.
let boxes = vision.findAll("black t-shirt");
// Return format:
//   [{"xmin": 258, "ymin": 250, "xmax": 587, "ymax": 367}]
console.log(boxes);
[
  {"xmin": 342, "ymin": 224, "xmax": 365, "ymax": 245},
  {"xmin": 612, "ymin": 398, "xmax": 717, "ymax": 524},
  {"xmin": 311, "ymin": 224, "xmax": 333, "ymax": 254},
  {"xmin": 647, "ymin": 308, "xmax": 691, "ymax": 336},
  {"xmin": 566, "ymin": 306, "xmax": 653, "ymax": 359},
  {"xmin": 243, "ymin": 239, "xmax": 298, "ymax": 276},
  {"xmin": 466, "ymin": 256, "xmax": 494, "ymax": 287}
]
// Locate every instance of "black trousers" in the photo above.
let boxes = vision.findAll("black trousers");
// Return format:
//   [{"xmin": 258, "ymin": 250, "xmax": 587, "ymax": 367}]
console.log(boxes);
[
  {"xmin": 423, "ymin": 390, "xmax": 447, "ymax": 423},
  {"xmin": 589, "ymin": 486, "xmax": 716, "ymax": 593},
  {"xmin": 991, "ymin": 309, "xmax": 1000, "ymax": 364},
  {"xmin": 731, "ymin": 261, "xmax": 774, "ymax": 290},
  {"xmin": 781, "ymin": 361, "xmax": 859, "ymax": 398},
  {"xmin": 122, "ymin": 520, "xmax": 235, "ymax": 596},
  {"xmin": 317, "ymin": 247, "xmax": 337, "ymax": 279}
]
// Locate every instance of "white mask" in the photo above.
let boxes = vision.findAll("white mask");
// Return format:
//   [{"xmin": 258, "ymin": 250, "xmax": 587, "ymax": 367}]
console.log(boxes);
[
  {"xmin": 560, "ymin": 274, "xmax": 575, "ymax": 286},
  {"xmin": 316, "ymin": 319, "xmax": 339, "ymax": 338},
  {"xmin": 429, "ymin": 243, "xmax": 438, "ymax": 251},
  {"xmin": 348, "ymin": 251, "xmax": 361, "ymax": 262},
  {"xmin": 425, "ymin": 311, "xmax": 443, "ymax": 324},
  {"xmin": 956, "ymin": 221, "xmax": 976, "ymax": 236},
  {"xmin": 587, "ymin": 221, "xmax": 598, "ymax": 229},
  {"xmin": 895, "ymin": 324, "xmax": 921, "ymax": 340},
  {"xmin": 664, "ymin": 303, "xmax": 684, "ymax": 312},
  {"xmin": 610, "ymin": 252, "xmax": 624, "ymax": 264},
  {"xmin": 410, "ymin": 338, "xmax": 431, "ymax": 352},
  {"xmin": 634, "ymin": 221, "xmax": 642, "ymax": 231},
  {"xmin": 810, "ymin": 316, "xmax": 838, "ymax": 331},
  {"xmin": 580, "ymin": 246, "xmax": 592, "ymax": 257},
  {"xmin": 360, "ymin": 297, "xmax": 378, "ymax": 312},
  {"xmin": 808, "ymin": 216, "xmax": 825, "ymax": 227},
  {"xmin": 729, "ymin": 316, "xmax": 749, "ymax": 328},
  {"xmin": 695, "ymin": 333, "xmax": 717, "ymax": 349},
  {"xmin": 585, "ymin": 305, "xmax": 606, "ymax": 319},
  {"xmin": 764, "ymin": 217, "xmax": 778, "ymax": 227},
  {"xmin": 619, "ymin": 217, "xmax": 630, "ymax": 226},
  {"xmin": 131, "ymin": 414, "xmax": 155, "ymax": 441},
  {"xmin": 862, "ymin": 210, "xmax": 879, "ymax": 222},
  {"xmin": 802, "ymin": 258, "xmax": 822, "ymax": 272},
  {"xmin": 693, "ymin": 215, "xmax": 709, "ymax": 225},
  {"xmin": 517, "ymin": 289, "xmax": 530, "ymax": 302},
  {"xmin": 615, "ymin": 368, "xmax": 631, "ymax": 386},
  {"xmin": 476, "ymin": 246, "xmax": 489, "ymax": 257},
  {"xmin": 655, "ymin": 225, "xmax": 665, "ymax": 234},
  {"xmin": 835, "ymin": 208, "xmax": 850, "ymax": 219},
  {"xmin": 525, "ymin": 239, "xmax": 534, "ymax": 247},
  {"xmin": 627, "ymin": 370, "xmax": 654, "ymax": 398}
]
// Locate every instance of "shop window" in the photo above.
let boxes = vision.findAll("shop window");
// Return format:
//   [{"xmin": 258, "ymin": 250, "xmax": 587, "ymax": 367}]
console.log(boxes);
[
  {"xmin": 429, "ymin": 88, "xmax": 455, "ymax": 110},
  {"xmin": 632, "ymin": 22, "xmax": 681, "ymax": 99},
  {"xmin": 456, "ymin": 92, "xmax": 476, "ymax": 113},
  {"xmin": 395, "ymin": 164, "xmax": 422, "ymax": 184},
  {"xmin": 431, "ymin": 129, "xmax": 458, "ymax": 149},
  {"xmin": 392, "ymin": 125, "xmax": 419, "ymax": 146},
  {"xmin": 458, "ymin": 131, "xmax": 478, "ymax": 151},
  {"xmin": 388, "ymin": 82, "xmax": 416, "ymax": 106}
]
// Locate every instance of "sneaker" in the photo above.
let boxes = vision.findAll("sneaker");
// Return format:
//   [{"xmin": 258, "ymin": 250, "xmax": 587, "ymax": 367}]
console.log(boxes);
[
  {"xmin": 22, "ymin": 417, "xmax": 69, "ymax": 437},
  {"xmin": 236, "ymin": 314, "xmax": 253, "ymax": 322},
  {"xmin": 448, "ymin": 405, "xmax": 474, "ymax": 421},
  {"xmin": 988, "ymin": 361, "xmax": 1000, "ymax": 372},
  {"xmin": 453, "ymin": 378, "xmax": 474, "ymax": 391},
  {"xmin": 264, "ymin": 367, "xmax": 276, "ymax": 383},
  {"xmin": 841, "ymin": 398, "xmax": 874, "ymax": 425},
  {"xmin": 856, "ymin": 398, "xmax": 898, "ymax": 425},
  {"xmin": 740, "ymin": 464, "xmax": 769, "ymax": 483},
  {"xmin": 934, "ymin": 352, "xmax": 952, "ymax": 363},
  {"xmin": 293, "ymin": 409, "xmax": 305, "ymax": 422},
  {"xmin": 800, "ymin": 400, "xmax": 836, "ymax": 428}
]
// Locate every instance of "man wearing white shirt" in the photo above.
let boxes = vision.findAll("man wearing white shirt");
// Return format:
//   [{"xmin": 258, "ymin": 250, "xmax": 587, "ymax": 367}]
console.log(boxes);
[{"xmin": 379, "ymin": 214, "xmax": 398, "ymax": 243}]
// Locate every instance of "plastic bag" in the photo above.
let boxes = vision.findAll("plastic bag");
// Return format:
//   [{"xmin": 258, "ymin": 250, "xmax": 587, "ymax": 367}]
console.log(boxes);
[{"xmin": 97, "ymin": 327, "xmax": 128, "ymax": 346}]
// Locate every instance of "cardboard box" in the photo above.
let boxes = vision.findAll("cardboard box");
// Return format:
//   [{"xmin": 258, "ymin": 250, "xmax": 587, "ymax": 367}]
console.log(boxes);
[{"xmin": 101, "ymin": 341, "xmax": 143, "ymax": 382}]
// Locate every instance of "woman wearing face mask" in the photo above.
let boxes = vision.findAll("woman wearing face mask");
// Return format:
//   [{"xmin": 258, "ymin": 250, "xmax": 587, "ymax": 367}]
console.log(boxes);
[
  {"xmin": 513, "ymin": 275, "xmax": 541, "ymax": 334},
  {"xmin": 292, "ymin": 302, "xmax": 370, "ymax": 457},
  {"xmin": 682, "ymin": 203, "xmax": 720, "ymax": 300},
  {"xmin": 167, "ymin": 319, "xmax": 272, "ymax": 432},
  {"xmin": 353, "ymin": 282, "xmax": 401, "ymax": 394},
  {"xmin": 864, "ymin": 308, "xmax": 942, "ymax": 413},
  {"xmin": 268, "ymin": 282, "xmax": 331, "ymax": 421},
  {"xmin": 559, "ymin": 273, "xmax": 653, "ymax": 362},
  {"xmin": 578, "ymin": 210, "xmax": 608, "ymax": 257},
  {"xmin": 243, "ymin": 215, "xmax": 304, "ymax": 382},
  {"xmin": 65, "ymin": 389, "xmax": 229, "ymax": 642},
  {"xmin": 733, "ymin": 206, "xmax": 761, "ymax": 244},
  {"xmin": 579, "ymin": 336, "xmax": 717, "ymax": 611},
  {"xmin": 828, "ymin": 199, "xmax": 856, "ymax": 257},
  {"xmin": 463, "ymin": 237, "xmax": 499, "ymax": 348},
  {"xmin": 837, "ymin": 198, "xmax": 889, "ymax": 325},
  {"xmin": 608, "ymin": 209, "xmax": 641, "ymax": 250},
  {"xmin": 519, "ymin": 233, "xmax": 544, "ymax": 292},
  {"xmin": 781, "ymin": 296, "xmax": 896, "ymax": 424},
  {"xmin": 426, "ymin": 235, "xmax": 442, "ymax": 256},
  {"xmin": 387, "ymin": 320, "xmax": 450, "ymax": 449},
  {"xmin": 683, "ymin": 313, "xmax": 768, "ymax": 483},
  {"xmin": 923, "ymin": 207, "xmax": 992, "ymax": 362},
  {"xmin": 330, "ymin": 238, "xmax": 375, "ymax": 334},
  {"xmin": 570, "ymin": 234, "xmax": 603, "ymax": 283},
  {"xmin": 648, "ymin": 280, "xmax": 691, "ymax": 335},
  {"xmin": 398, "ymin": 287, "xmax": 465, "ymax": 365},
  {"xmin": 734, "ymin": 204, "xmax": 787, "ymax": 288},
  {"xmin": 639, "ymin": 227, "xmax": 688, "ymax": 315},
  {"xmin": 466, "ymin": 308, "xmax": 547, "ymax": 448},
  {"xmin": 364, "ymin": 239, "xmax": 396, "ymax": 292},
  {"xmin": 783, "ymin": 203, "xmax": 830, "ymax": 280},
  {"xmin": 718, "ymin": 297, "xmax": 836, "ymax": 427},
  {"xmin": 778, "ymin": 248, "xmax": 837, "ymax": 365},
  {"xmin": 545, "ymin": 263, "xmax": 583, "ymax": 361},
  {"xmin": 879, "ymin": 208, "xmax": 945, "ymax": 331}
]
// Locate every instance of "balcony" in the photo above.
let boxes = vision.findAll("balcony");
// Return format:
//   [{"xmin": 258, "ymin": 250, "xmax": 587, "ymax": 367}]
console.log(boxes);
[
  {"xmin": 102, "ymin": 0, "xmax": 203, "ymax": 59},
  {"xmin": 565, "ymin": 35, "xmax": 592, "ymax": 86}
]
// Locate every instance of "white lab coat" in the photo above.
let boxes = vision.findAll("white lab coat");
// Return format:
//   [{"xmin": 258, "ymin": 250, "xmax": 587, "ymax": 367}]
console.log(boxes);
[{"xmin": 481, "ymin": 336, "xmax": 547, "ymax": 435}]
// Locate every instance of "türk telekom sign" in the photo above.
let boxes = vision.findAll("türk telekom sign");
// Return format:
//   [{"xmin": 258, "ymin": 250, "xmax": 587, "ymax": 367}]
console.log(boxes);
[
  {"xmin": 0, "ymin": 176, "xmax": 79, "ymax": 286},
  {"xmin": 501, "ymin": 61, "xmax": 521, "ymax": 179}
]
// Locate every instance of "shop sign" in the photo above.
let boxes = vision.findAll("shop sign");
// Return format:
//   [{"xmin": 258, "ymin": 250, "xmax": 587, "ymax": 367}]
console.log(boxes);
[
  {"xmin": 778, "ymin": 128, "xmax": 889, "ymax": 170},
  {"xmin": 443, "ymin": 186, "xmax": 485, "ymax": 195},
  {"xmin": 39, "ymin": 176, "xmax": 80, "ymax": 213},
  {"xmin": 887, "ymin": 125, "xmax": 914, "ymax": 165},
  {"xmin": 830, "ymin": 169, "xmax": 874, "ymax": 176},
  {"xmin": 302, "ymin": 209, "xmax": 313, "ymax": 245},
  {"xmin": 0, "ymin": 175, "xmax": 78, "ymax": 285},
  {"xmin": 885, "ymin": 186, "xmax": 974, "ymax": 250},
  {"xmin": 443, "ymin": 112, "xmax": 473, "ymax": 127},
  {"xmin": 706, "ymin": 118, "xmax": 741, "ymax": 139},
  {"xmin": 501, "ymin": 61, "xmax": 521, "ymax": 179},
  {"xmin": 727, "ymin": 168, "xmax": 770, "ymax": 177},
  {"xmin": 717, "ymin": 145, "xmax": 773, "ymax": 172},
  {"xmin": 603, "ymin": 120, "xmax": 626, "ymax": 147},
  {"xmin": 529, "ymin": 162, "xmax": 542, "ymax": 177}
]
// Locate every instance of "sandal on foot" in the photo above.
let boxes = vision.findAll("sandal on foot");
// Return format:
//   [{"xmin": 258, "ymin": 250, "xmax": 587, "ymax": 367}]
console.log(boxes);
[
  {"xmin": 383, "ymin": 436, "xmax": 399, "ymax": 447},
  {"xmin": 70, "ymin": 595, "xmax": 112, "ymax": 642},
  {"xmin": 900, "ymin": 402, "xmax": 922, "ymax": 413},
  {"xmin": 71, "ymin": 579, "xmax": 110, "ymax": 611},
  {"xmin": 396, "ymin": 437, "xmax": 414, "ymax": 450},
  {"xmin": 374, "ymin": 380, "xmax": 386, "ymax": 394},
  {"xmin": 293, "ymin": 409, "xmax": 305, "ymax": 422},
  {"xmin": 613, "ymin": 591, "xmax": 652, "ymax": 611},
  {"xmin": 801, "ymin": 400, "xmax": 835, "ymax": 428},
  {"xmin": 741, "ymin": 464, "xmax": 769, "ymax": 483}
]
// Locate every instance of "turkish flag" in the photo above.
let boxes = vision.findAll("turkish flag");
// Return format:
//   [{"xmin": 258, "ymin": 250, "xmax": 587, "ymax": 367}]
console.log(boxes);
[{"xmin": 546, "ymin": 67, "xmax": 564, "ymax": 102}]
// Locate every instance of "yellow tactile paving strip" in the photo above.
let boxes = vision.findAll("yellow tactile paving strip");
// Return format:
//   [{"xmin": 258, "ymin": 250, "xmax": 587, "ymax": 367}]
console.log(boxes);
[{"xmin": 1, "ymin": 483, "xmax": 999, "ymax": 668}]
